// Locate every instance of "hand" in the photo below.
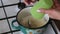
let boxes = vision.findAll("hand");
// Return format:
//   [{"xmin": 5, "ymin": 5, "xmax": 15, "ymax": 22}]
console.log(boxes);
[
  {"xmin": 37, "ymin": 0, "xmax": 60, "ymax": 20},
  {"xmin": 24, "ymin": 0, "xmax": 37, "ymax": 5},
  {"xmin": 37, "ymin": 9, "xmax": 60, "ymax": 20}
]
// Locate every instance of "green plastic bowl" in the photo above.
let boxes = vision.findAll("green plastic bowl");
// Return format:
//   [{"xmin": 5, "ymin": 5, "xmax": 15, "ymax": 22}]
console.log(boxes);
[{"xmin": 30, "ymin": 0, "xmax": 53, "ymax": 20}]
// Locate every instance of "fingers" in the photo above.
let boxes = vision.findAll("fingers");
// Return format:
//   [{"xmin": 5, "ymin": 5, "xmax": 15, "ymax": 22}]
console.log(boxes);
[
  {"xmin": 37, "ymin": 9, "xmax": 60, "ymax": 20},
  {"xmin": 37, "ymin": 9, "xmax": 55, "ymax": 18},
  {"xmin": 24, "ymin": 1, "xmax": 29, "ymax": 5},
  {"xmin": 37, "ymin": 9, "xmax": 53, "ymax": 14},
  {"xmin": 24, "ymin": 0, "xmax": 37, "ymax": 5}
]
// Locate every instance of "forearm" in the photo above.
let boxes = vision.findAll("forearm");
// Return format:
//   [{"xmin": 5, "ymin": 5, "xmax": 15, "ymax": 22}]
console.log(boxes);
[{"xmin": 57, "ymin": 13, "xmax": 60, "ymax": 20}]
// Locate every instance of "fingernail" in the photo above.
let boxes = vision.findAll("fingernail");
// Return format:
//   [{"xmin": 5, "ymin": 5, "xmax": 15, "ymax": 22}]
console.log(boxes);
[{"xmin": 37, "ymin": 10, "xmax": 41, "ymax": 12}]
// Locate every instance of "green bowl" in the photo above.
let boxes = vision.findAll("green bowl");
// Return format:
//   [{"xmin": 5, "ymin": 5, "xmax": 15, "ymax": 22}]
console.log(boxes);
[{"xmin": 30, "ymin": 0, "xmax": 53, "ymax": 20}]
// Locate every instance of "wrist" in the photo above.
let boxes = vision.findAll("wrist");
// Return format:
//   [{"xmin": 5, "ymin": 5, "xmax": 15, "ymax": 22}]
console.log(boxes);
[{"xmin": 55, "ymin": 10, "xmax": 60, "ymax": 20}]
